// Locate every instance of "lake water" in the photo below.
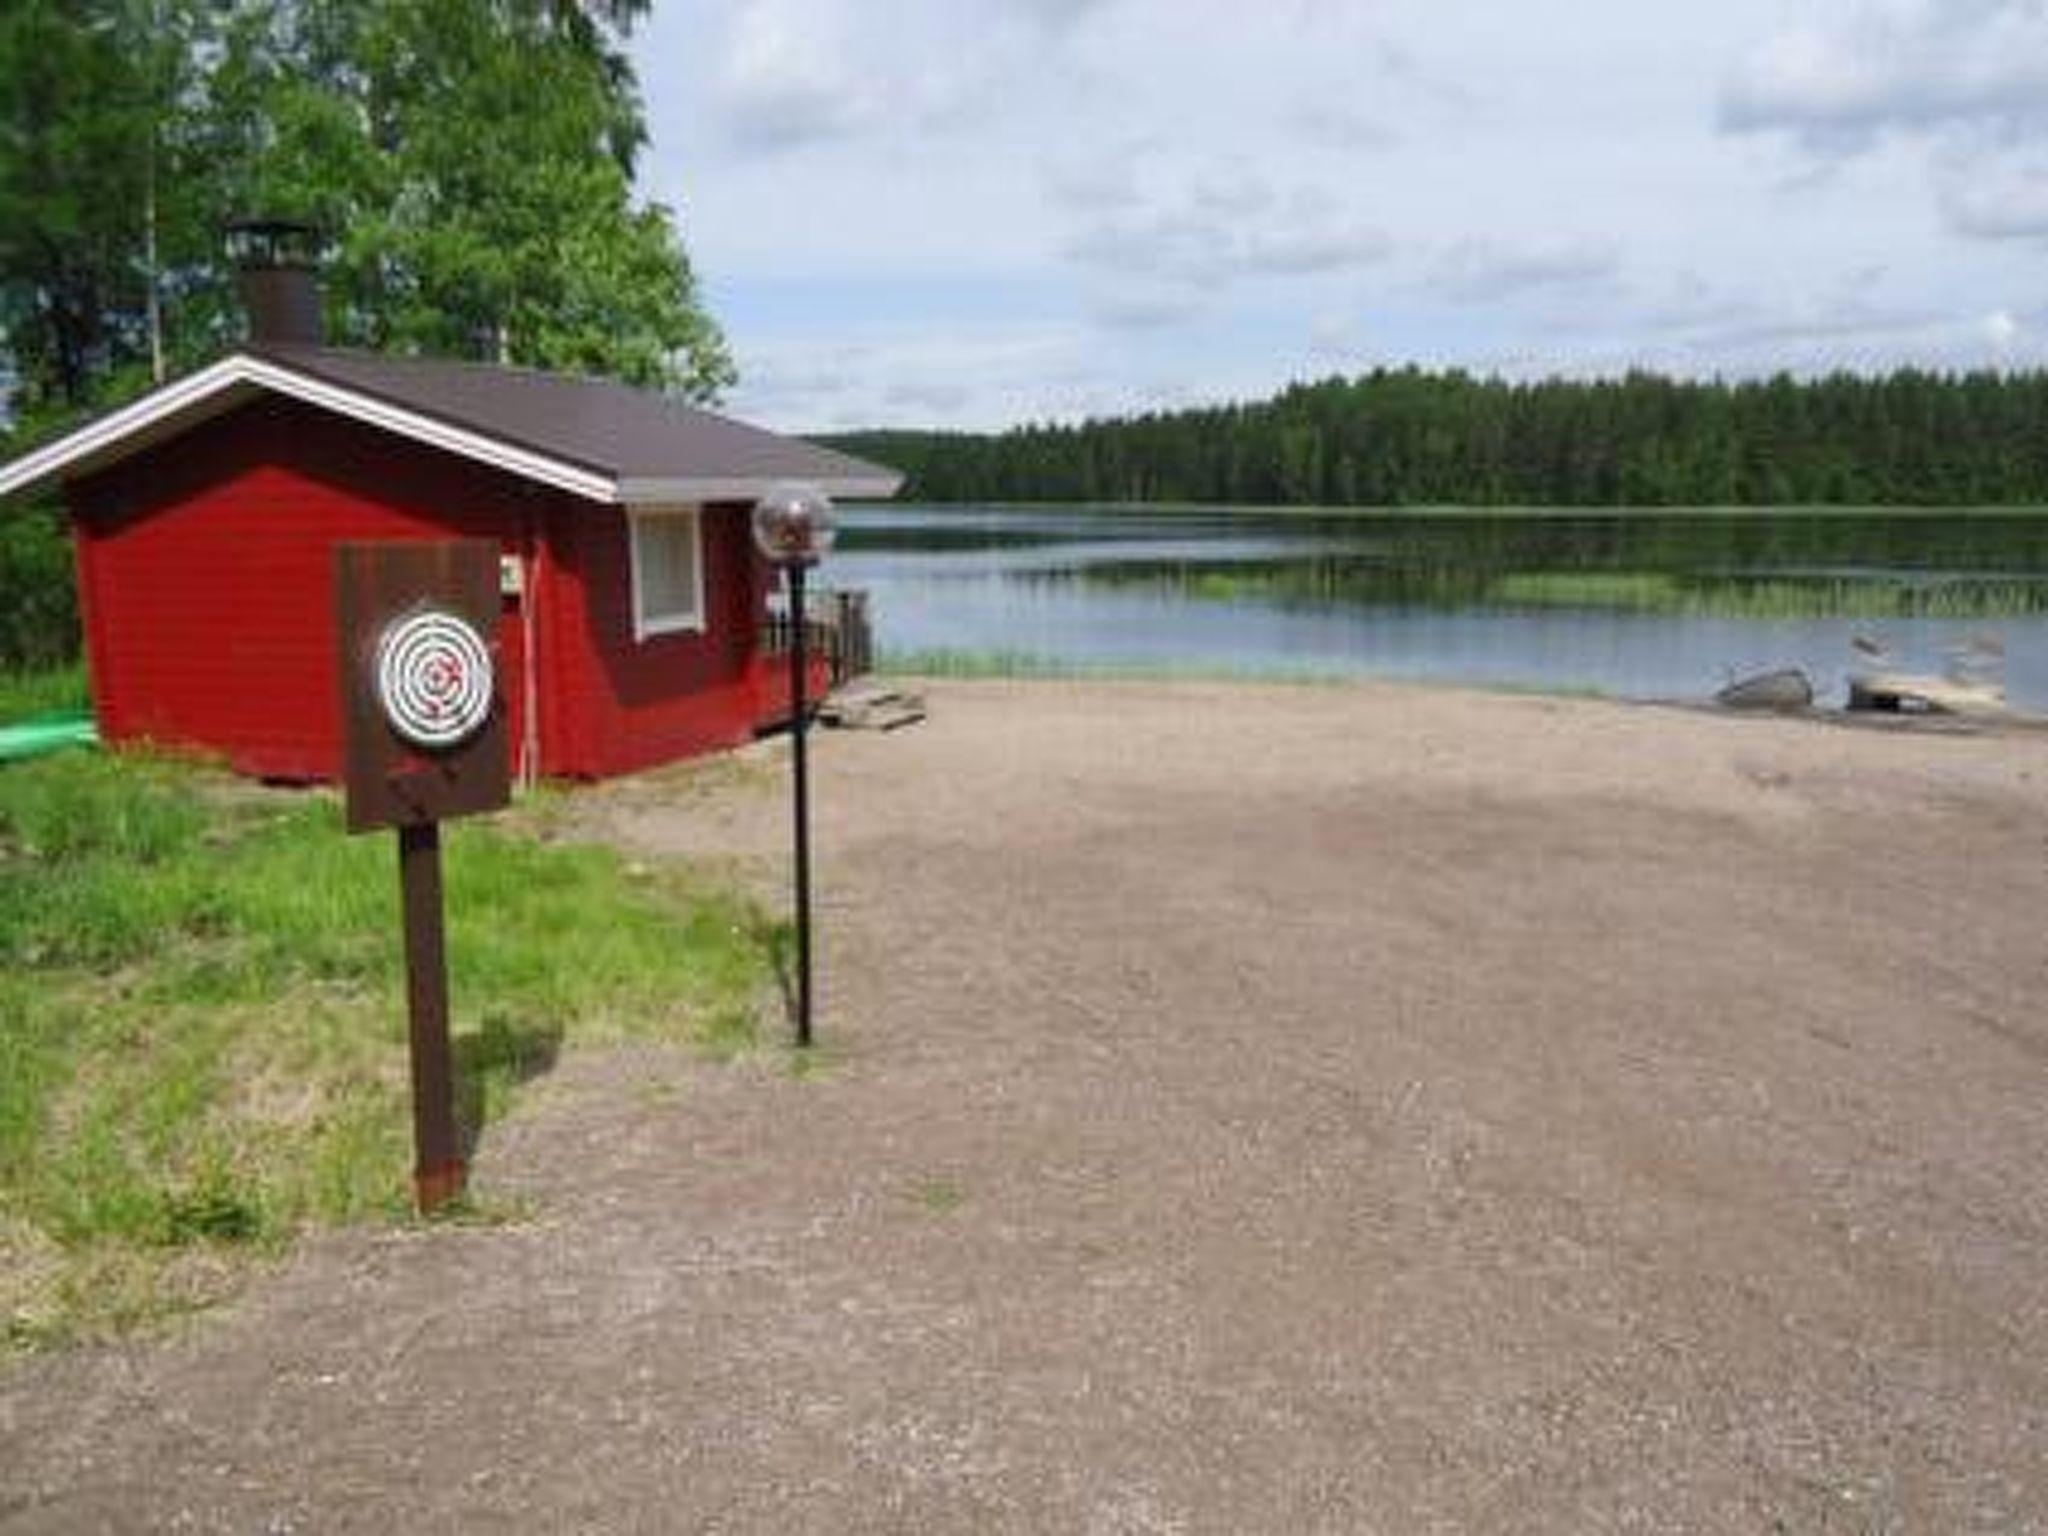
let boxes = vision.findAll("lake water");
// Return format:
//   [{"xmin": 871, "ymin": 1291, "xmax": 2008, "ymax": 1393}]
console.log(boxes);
[{"xmin": 822, "ymin": 506, "xmax": 2048, "ymax": 712}]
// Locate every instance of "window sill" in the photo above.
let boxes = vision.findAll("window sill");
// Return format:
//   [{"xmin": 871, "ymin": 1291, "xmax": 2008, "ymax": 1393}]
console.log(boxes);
[{"xmin": 633, "ymin": 615, "xmax": 707, "ymax": 642}]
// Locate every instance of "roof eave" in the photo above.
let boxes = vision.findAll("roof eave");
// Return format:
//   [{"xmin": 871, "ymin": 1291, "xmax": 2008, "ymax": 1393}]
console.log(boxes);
[
  {"xmin": 0, "ymin": 352, "xmax": 909, "ymax": 510},
  {"xmin": 0, "ymin": 356, "xmax": 254, "ymax": 504},
  {"xmin": 618, "ymin": 471, "xmax": 906, "ymax": 504},
  {"xmin": 239, "ymin": 355, "xmax": 619, "ymax": 502},
  {"xmin": 0, "ymin": 353, "xmax": 620, "ymax": 506}
]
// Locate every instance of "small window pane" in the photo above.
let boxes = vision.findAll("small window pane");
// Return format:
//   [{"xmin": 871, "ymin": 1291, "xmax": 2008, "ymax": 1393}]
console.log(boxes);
[{"xmin": 632, "ymin": 509, "xmax": 702, "ymax": 637}]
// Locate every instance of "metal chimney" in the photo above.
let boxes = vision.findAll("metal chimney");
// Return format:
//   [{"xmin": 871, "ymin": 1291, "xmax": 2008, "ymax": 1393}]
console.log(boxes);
[{"xmin": 226, "ymin": 218, "xmax": 324, "ymax": 347}]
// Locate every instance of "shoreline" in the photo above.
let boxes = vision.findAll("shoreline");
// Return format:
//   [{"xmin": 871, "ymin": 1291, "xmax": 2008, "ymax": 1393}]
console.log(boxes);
[
  {"xmin": 868, "ymin": 660, "xmax": 2047, "ymax": 731},
  {"xmin": 843, "ymin": 497, "xmax": 2048, "ymax": 518}
]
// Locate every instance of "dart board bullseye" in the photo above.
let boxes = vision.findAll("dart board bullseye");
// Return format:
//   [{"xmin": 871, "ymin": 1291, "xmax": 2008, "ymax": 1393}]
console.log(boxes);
[{"xmin": 374, "ymin": 609, "xmax": 494, "ymax": 749}]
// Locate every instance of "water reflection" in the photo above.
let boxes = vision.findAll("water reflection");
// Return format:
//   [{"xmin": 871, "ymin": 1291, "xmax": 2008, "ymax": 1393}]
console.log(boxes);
[{"xmin": 824, "ymin": 506, "xmax": 2048, "ymax": 710}]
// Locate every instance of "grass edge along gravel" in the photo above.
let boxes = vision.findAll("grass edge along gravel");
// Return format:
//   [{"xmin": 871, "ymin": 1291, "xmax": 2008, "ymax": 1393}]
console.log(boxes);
[
  {"xmin": 877, "ymin": 647, "xmax": 1362, "ymax": 686},
  {"xmin": 0, "ymin": 749, "xmax": 782, "ymax": 1351},
  {"xmin": 875, "ymin": 649, "xmax": 1620, "ymax": 700}
]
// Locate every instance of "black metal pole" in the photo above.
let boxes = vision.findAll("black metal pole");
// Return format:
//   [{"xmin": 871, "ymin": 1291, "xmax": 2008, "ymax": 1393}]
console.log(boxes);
[
  {"xmin": 398, "ymin": 819, "xmax": 465, "ymax": 1212},
  {"xmin": 789, "ymin": 563, "xmax": 814, "ymax": 1048}
]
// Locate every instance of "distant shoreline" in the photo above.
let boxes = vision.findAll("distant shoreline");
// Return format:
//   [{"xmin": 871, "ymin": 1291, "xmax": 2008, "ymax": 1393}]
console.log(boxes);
[{"xmin": 841, "ymin": 499, "xmax": 2048, "ymax": 518}]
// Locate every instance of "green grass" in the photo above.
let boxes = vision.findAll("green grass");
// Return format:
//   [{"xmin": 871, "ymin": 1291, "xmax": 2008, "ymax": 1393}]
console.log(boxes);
[
  {"xmin": 878, "ymin": 647, "xmax": 1352, "ymax": 685},
  {"xmin": 909, "ymin": 1176, "xmax": 965, "ymax": 1213},
  {"xmin": 0, "ymin": 752, "xmax": 776, "ymax": 1348},
  {"xmin": 880, "ymin": 649, "xmax": 1621, "ymax": 703},
  {"xmin": 0, "ymin": 662, "xmax": 89, "ymax": 725},
  {"xmin": 889, "ymin": 499, "xmax": 2048, "ymax": 520},
  {"xmin": 1080, "ymin": 563, "xmax": 2048, "ymax": 620},
  {"xmin": 1489, "ymin": 570, "xmax": 2048, "ymax": 619},
  {"xmin": 879, "ymin": 647, "xmax": 1087, "ymax": 679}
]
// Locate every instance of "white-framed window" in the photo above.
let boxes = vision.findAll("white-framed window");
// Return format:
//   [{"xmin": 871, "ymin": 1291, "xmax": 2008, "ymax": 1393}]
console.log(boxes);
[{"xmin": 627, "ymin": 504, "xmax": 705, "ymax": 640}]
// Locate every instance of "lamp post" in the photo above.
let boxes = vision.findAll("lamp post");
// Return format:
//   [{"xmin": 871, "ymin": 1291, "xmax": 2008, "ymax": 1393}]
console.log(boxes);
[{"xmin": 752, "ymin": 483, "xmax": 836, "ymax": 1048}]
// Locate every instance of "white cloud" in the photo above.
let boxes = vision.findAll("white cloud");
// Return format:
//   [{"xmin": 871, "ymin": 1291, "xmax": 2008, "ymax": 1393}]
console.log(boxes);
[
  {"xmin": 1288, "ymin": 103, "xmax": 1400, "ymax": 153},
  {"xmin": 729, "ymin": 321, "xmax": 1098, "ymax": 431},
  {"xmin": 1941, "ymin": 151, "xmax": 2048, "ymax": 240},
  {"xmin": 1085, "ymin": 289, "xmax": 1205, "ymax": 331},
  {"xmin": 1006, "ymin": 0, "xmax": 1116, "ymax": 29},
  {"xmin": 1721, "ymin": 1, "xmax": 2048, "ymax": 148},
  {"xmin": 1722, "ymin": 1, "xmax": 2048, "ymax": 247},
  {"xmin": 1428, "ymin": 239, "xmax": 1620, "ymax": 306},
  {"xmin": 1587, "ymin": 283, "xmax": 2048, "ymax": 379},
  {"xmin": 1065, "ymin": 173, "xmax": 1389, "ymax": 284},
  {"xmin": 631, "ymin": 0, "xmax": 2048, "ymax": 428},
  {"xmin": 711, "ymin": 0, "xmax": 1109, "ymax": 154},
  {"xmin": 1041, "ymin": 146, "xmax": 1152, "ymax": 213},
  {"xmin": 713, "ymin": 0, "xmax": 877, "ymax": 152}
]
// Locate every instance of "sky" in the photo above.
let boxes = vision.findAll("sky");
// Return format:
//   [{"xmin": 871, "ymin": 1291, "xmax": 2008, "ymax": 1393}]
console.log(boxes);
[{"xmin": 630, "ymin": 0, "xmax": 2048, "ymax": 433}]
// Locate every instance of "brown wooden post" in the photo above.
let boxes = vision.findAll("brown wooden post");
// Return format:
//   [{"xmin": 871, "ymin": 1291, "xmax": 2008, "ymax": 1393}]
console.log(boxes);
[{"xmin": 399, "ymin": 821, "xmax": 464, "ymax": 1210}]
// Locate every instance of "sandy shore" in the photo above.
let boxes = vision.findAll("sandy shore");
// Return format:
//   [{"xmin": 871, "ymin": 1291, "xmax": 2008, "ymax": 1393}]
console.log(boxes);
[{"xmin": 6, "ymin": 678, "xmax": 2046, "ymax": 1530}]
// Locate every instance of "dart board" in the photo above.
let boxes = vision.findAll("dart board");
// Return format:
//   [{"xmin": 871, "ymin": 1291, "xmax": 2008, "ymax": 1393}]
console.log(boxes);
[
  {"xmin": 336, "ymin": 539, "xmax": 509, "ymax": 834},
  {"xmin": 375, "ymin": 609, "xmax": 494, "ymax": 748}
]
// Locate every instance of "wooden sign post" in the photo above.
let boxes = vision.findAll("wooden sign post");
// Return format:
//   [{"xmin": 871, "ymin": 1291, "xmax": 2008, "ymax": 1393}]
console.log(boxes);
[{"xmin": 335, "ymin": 540, "xmax": 510, "ymax": 1214}]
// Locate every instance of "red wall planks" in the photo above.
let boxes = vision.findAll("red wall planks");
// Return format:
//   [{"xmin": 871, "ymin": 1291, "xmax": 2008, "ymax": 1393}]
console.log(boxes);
[
  {"xmin": 66, "ymin": 394, "xmax": 774, "ymax": 782},
  {"xmin": 543, "ymin": 501, "xmax": 771, "ymax": 777}
]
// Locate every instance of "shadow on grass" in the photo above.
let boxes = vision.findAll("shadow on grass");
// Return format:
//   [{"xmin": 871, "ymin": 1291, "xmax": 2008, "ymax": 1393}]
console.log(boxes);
[
  {"xmin": 453, "ymin": 1011, "xmax": 565, "ymax": 1161},
  {"xmin": 754, "ymin": 911, "xmax": 801, "ymax": 1040}
]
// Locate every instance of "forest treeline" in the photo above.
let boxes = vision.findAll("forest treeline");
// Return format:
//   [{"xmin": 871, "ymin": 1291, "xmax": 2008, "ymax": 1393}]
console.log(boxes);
[{"xmin": 826, "ymin": 369, "xmax": 2048, "ymax": 507}]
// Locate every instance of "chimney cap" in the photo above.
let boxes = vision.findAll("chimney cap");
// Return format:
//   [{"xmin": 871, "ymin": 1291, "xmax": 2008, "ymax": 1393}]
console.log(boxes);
[
  {"xmin": 229, "ymin": 217, "xmax": 325, "ymax": 346},
  {"xmin": 225, "ymin": 217, "xmax": 323, "ymax": 271}
]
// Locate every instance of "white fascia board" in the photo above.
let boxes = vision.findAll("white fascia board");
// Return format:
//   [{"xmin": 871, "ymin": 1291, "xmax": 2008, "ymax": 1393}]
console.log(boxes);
[
  {"xmin": 0, "ymin": 356, "xmax": 253, "ymax": 501},
  {"xmin": 0, "ymin": 354, "xmax": 620, "ymax": 505},
  {"xmin": 617, "ymin": 471, "xmax": 906, "ymax": 504}
]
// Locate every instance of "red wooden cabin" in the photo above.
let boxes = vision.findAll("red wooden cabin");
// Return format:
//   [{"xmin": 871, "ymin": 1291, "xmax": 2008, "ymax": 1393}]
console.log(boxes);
[{"xmin": 0, "ymin": 267, "xmax": 898, "ymax": 783}]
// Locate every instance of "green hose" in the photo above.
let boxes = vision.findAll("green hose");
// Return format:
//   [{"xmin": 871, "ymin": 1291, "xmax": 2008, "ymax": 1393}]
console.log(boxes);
[{"xmin": 0, "ymin": 711, "xmax": 98, "ymax": 763}]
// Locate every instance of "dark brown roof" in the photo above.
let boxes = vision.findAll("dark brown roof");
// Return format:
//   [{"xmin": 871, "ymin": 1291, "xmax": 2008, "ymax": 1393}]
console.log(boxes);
[
  {"xmin": 249, "ymin": 343, "xmax": 900, "ymax": 498},
  {"xmin": 0, "ymin": 344, "xmax": 902, "ymax": 505}
]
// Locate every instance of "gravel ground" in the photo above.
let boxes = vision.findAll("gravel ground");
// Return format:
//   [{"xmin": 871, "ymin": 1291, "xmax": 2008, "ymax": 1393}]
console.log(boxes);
[{"xmin": 5, "ymin": 678, "xmax": 2047, "ymax": 1532}]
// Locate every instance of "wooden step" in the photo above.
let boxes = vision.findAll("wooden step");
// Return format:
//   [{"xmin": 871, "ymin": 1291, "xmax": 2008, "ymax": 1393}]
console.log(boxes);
[{"xmin": 818, "ymin": 684, "xmax": 927, "ymax": 731}]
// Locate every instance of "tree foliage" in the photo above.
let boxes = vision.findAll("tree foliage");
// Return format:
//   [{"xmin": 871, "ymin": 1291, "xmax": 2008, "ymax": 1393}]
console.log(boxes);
[
  {"xmin": 0, "ymin": 1, "xmax": 189, "ymax": 426},
  {"xmin": 0, "ymin": 501, "xmax": 77, "ymax": 670},
  {"xmin": 829, "ymin": 368, "xmax": 2048, "ymax": 508},
  {"xmin": 0, "ymin": 0, "xmax": 731, "ymax": 429},
  {"xmin": 0, "ymin": 0, "xmax": 732, "ymax": 669}
]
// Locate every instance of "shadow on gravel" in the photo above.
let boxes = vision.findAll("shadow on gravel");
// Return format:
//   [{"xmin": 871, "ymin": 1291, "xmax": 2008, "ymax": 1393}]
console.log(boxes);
[{"xmin": 454, "ymin": 1012, "xmax": 565, "ymax": 1160}]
